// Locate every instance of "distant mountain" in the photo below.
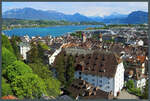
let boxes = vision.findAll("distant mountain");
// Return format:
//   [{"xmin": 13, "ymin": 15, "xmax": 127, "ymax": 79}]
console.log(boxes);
[
  {"xmin": 125, "ymin": 11, "xmax": 148, "ymax": 24},
  {"xmin": 89, "ymin": 16, "xmax": 103, "ymax": 22},
  {"xmin": 104, "ymin": 12, "xmax": 128, "ymax": 19},
  {"xmin": 101, "ymin": 11, "xmax": 148, "ymax": 24},
  {"xmin": 3, "ymin": 8, "xmax": 93, "ymax": 22},
  {"xmin": 3, "ymin": 8, "xmax": 148, "ymax": 24}
]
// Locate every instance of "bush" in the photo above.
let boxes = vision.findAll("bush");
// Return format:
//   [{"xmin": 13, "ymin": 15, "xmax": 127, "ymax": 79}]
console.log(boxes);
[
  {"xmin": 2, "ymin": 77, "xmax": 13, "ymax": 96},
  {"xmin": 126, "ymin": 80, "xmax": 142, "ymax": 97},
  {"xmin": 2, "ymin": 47, "xmax": 17, "ymax": 69},
  {"xmin": 11, "ymin": 74, "xmax": 47, "ymax": 99},
  {"xmin": 29, "ymin": 63, "xmax": 61, "ymax": 97},
  {"xmin": 45, "ymin": 77, "xmax": 61, "ymax": 97},
  {"xmin": 2, "ymin": 34, "xmax": 14, "ymax": 53},
  {"xmin": 4, "ymin": 61, "xmax": 33, "ymax": 82}
]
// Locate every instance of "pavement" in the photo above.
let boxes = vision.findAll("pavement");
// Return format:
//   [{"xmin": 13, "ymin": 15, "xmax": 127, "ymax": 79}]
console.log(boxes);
[{"xmin": 117, "ymin": 89, "xmax": 139, "ymax": 99}]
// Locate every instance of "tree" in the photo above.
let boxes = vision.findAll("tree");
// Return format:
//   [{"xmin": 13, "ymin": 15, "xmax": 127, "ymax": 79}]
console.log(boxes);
[
  {"xmin": 126, "ymin": 79, "xmax": 135, "ymax": 89},
  {"xmin": 4, "ymin": 61, "xmax": 33, "ymax": 82},
  {"xmin": 66, "ymin": 56, "xmax": 75, "ymax": 86},
  {"xmin": 28, "ymin": 62, "xmax": 61, "ymax": 97},
  {"xmin": 2, "ymin": 47, "xmax": 17, "ymax": 69},
  {"xmin": 10, "ymin": 35, "xmax": 22, "ymax": 60},
  {"xmin": 126, "ymin": 79, "xmax": 142, "ymax": 97},
  {"xmin": 2, "ymin": 77, "xmax": 13, "ymax": 96},
  {"xmin": 2, "ymin": 34, "xmax": 14, "ymax": 53},
  {"xmin": 55, "ymin": 55, "xmax": 66, "ymax": 85},
  {"xmin": 27, "ymin": 43, "xmax": 40, "ymax": 63},
  {"xmin": 11, "ymin": 73, "xmax": 47, "ymax": 99},
  {"xmin": 45, "ymin": 77, "xmax": 61, "ymax": 97},
  {"xmin": 37, "ymin": 42, "xmax": 50, "ymax": 64},
  {"xmin": 28, "ymin": 63, "xmax": 52, "ymax": 80}
]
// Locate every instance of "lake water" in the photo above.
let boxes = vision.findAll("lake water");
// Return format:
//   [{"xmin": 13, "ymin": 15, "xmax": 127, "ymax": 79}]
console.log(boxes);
[{"xmin": 3, "ymin": 25, "xmax": 103, "ymax": 37}]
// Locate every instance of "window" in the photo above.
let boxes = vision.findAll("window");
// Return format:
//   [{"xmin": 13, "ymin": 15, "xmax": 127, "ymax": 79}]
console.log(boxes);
[
  {"xmin": 92, "ymin": 83, "xmax": 95, "ymax": 86},
  {"xmin": 99, "ymin": 80, "xmax": 102, "ymax": 83},
  {"xmin": 84, "ymin": 78, "xmax": 88, "ymax": 81},
  {"xmin": 99, "ymin": 85, "xmax": 102, "ymax": 87},
  {"xmin": 108, "ymin": 81, "xmax": 110, "ymax": 84},
  {"xmin": 92, "ymin": 79, "xmax": 95, "ymax": 81},
  {"xmin": 79, "ymin": 72, "xmax": 81, "ymax": 75}
]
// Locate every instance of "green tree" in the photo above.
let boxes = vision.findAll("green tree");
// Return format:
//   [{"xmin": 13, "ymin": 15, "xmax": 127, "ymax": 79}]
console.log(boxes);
[
  {"xmin": 55, "ymin": 55, "xmax": 66, "ymax": 85},
  {"xmin": 126, "ymin": 79, "xmax": 135, "ymax": 89},
  {"xmin": 2, "ymin": 77, "xmax": 13, "ymax": 96},
  {"xmin": 11, "ymin": 73, "xmax": 47, "ymax": 99},
  {"xmin": 28, "ymin": 63, "xmax": 52, "ymax": 80},
  {"xmin": 2, "ymin": 34, "xmax": 14, "ymax": 53},
  {"xmin": 2, "ymin": 47, "xmax": 17, "ymax": 69},
  {"xmin": 66, "ymin": 56, "xmax": 75, "ymax": 86},
  {"xmin": 45, "ymin": 77, "xmax": 61, "ymax": 97},
  {"xmin": 28, "ymin": 62, "xmax": 61, "ymax": 97},
  {"xmin": 10, "ymin": 35, "xmax": 22, "ymax": 60},
  {"xmin": 4, "ymin": 61, "xmax": 33, "ymax": 82},
  {"xmin": 27, "ymin": 43, "xmax": 40, "ymax": 63}
]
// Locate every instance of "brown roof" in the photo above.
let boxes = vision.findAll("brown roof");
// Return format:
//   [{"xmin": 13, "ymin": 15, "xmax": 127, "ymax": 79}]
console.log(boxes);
[
  {"xmin": 54, "ymin": 50, "xmax": 121, "ymax": 78},
  {"xmin": 75, "ymin": 51, "xmax": 120, "ymax": 77},
  {"xmin": 67, "ymin": 79, "xmax": 113, "ymax": 99}
]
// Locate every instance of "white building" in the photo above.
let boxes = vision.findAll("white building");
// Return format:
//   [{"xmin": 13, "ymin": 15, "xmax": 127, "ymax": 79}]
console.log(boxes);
[
  {"xmin": 74, "ymin": 52, "xmax": 125, "ymax": 97},
  {"xmin": 137, "ymin": 40, "xmax": 144, "ymax": 46},
  {"xmin": 19, "ymin": 42, "xmax": 31, "ymax": 60},
  {"xmin": 48, "ymin": 43, "xmax": 66, "ymax": 65},
  {"xmin": 134, "ymin": 77, "xmax": 146, "ymax": 88}
]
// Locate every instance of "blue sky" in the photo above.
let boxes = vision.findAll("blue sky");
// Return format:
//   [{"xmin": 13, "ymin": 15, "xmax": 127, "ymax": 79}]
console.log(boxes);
[{"xmin": 2, "ymin": 2, "xmax": 148, "ymax": 17}]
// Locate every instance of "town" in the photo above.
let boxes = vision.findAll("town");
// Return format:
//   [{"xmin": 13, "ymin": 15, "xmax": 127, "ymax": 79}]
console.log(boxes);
[{"xmin": 7, "ymin": 24, "xmax": 148, "ymax": 100}]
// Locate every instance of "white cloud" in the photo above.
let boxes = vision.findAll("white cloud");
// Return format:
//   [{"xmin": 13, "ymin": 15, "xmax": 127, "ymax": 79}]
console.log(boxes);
[{"xmin": 2, "ymin": 2, "xmax": 148, "ymax": 17}]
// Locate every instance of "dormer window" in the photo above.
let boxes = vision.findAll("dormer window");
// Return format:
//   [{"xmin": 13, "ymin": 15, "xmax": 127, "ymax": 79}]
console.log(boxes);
[
  {"xmin": 99, "ymin": 69, "xmax": 105, "ymax": 72},
  {"xmin": 102, "ymin": 56, "xmax": 105, "ymax": 61}
]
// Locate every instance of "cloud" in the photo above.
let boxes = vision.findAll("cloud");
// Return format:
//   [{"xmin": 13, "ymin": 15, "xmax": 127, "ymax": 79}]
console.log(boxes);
[{"xmin": 2, "ymin": 2, "xmax": 148, "ymax": 17}]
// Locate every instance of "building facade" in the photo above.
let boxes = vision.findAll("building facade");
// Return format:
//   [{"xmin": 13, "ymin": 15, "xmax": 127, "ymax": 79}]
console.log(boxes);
[
  {"xmin": 74, "ymin": 52, "xmax": 125, "ymax": 97},
  {"xmin": 19, "ymin": 42, "xmax": 31, "ymax": 60}
]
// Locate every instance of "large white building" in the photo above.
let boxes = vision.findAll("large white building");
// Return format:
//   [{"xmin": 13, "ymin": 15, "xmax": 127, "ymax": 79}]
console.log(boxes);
[
  {"xmin": 74, "ymin": 52, "xmax": 125, "ymax": 97},
  {"xmin": 48, "ymin": 43, "xmax": 67, "ymax": 65},
  {"xmin": 19, "ymin": 42, "xmax": 31, "ymax": 60}
]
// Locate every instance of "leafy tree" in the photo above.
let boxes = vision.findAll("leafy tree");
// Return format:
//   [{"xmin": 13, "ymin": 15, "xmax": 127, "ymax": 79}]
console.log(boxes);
[
  {"xmin": 10, "ymin": 35, "xmax": 22, "ymax": 60},
  {"xmin": 28, "ymin": 62, "xmax": 61, "ymax": 97},
  {"xmin": 38, "ymin": 42, "xmax": 50, "ymax": 50},
  {"xmin": 2, "ymin": 34, "xmax": 14, "ymax": 53},
  {"xmin": 4, "ymin": 61, "xmax": 33, "ymax": 82},
  {"xmin": 11, "ymin": 73, "xmax": 47, "ymax": 99},
  {"xmin": 45, "ymin": 77, "xmax": 61, "ymax": 97},
  {"xmin": 28, "ymin": 63, "xmax": 52, "ymax": 80},
  {"xmin": 37, "ymin": 42, "xmax": 49, "ymax": 64},
  {"xmin": 126, "ymin": 79, "xmax": 135, "ymax": 89},
  {"xmin": 55, "ymin": 55, "xmax": 66, "ymax": 85},
  {"xmin": 66, "ymin": 56, "xmax": 75, "ymax": 86},
  {"xmin": 2, "ymin": 47, "xmax": 17, "ymax": 69},
  {"xmin": 2, "ymin": 77, "xmax": 13, "ymax": 96},
  {"xmin": 126, "ymin": 80, "xmax": 142, "ymax": 97},
  {"xmin": 27, "ymin": 43, "xmax": 40, "ymax": 63}
]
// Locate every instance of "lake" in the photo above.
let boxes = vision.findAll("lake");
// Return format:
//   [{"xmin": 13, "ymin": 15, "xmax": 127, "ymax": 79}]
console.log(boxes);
[{"xmin": 3, "ymin": 25, "xmax": 103, "ymax": 37}]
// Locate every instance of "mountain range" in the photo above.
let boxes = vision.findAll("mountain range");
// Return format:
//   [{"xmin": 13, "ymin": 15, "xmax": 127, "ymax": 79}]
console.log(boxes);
[{"xmin": 3, "ymin": 8, "xmax": 148, "ymax": 24}]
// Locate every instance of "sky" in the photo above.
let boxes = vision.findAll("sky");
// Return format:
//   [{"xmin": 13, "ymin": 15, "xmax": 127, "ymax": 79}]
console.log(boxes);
[{"xmin": 2, "ymin": 2, "xmax": 148, "ymax": 17}]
